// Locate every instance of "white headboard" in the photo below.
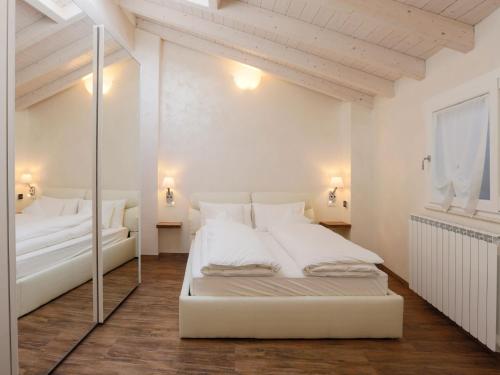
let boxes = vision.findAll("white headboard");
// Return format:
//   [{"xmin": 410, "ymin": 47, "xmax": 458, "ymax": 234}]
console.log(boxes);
[
  {"xmin": 190, "ymin": 192, "xmax": 251, "ymax": 210},
  {"xmin": 40, "ymin": 187, "xmax": 139, "ymax": 232},
  {"xmin": 251, "ymin": 192, "xmax": 313, "ymax": 210},
  {"xmin": 188, "ymin": 191, "xmax": 315, "ymax": 235}
]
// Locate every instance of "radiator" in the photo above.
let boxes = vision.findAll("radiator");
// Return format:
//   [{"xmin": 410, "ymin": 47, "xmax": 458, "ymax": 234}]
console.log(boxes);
[{"xmin": 409, "ymin": 215, "xmax": 499, "ymax": 351}]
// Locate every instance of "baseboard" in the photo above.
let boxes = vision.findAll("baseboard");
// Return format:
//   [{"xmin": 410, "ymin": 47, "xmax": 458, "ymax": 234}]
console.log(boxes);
[{"xmin": 377, "ymin": 264, "xmax": 409, "ymax": 287}]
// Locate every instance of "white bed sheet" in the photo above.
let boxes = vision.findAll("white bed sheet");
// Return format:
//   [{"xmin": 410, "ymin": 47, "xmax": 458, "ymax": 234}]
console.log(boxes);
[
  {"xmin": 16, "ymin": 227, "xmax": 129, "ymax": 279},
  {"xmin": 190, "ymin": 231, "xmax": 388, "ymax": 297}
]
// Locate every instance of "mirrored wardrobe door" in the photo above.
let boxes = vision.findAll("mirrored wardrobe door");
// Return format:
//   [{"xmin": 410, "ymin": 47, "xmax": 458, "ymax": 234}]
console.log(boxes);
[
  {"xmin": 14, "ymin": 1, "xmax": 98, "ymax": 373},
  {"xmin": 98, "ymin": 28, "xmax": 140, "ymax": 320}
]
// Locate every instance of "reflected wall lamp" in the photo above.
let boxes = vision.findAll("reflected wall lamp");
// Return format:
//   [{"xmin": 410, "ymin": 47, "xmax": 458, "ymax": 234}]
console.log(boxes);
[
  {"xmin": 328, "ymin": 176, "xmax": 344, "ymax": 206},
  {"xmin": 21, "ymin": 173, "xmax": 36, "ymax": 198},
  {"xmin": 162, "ymin": 177, "xmax": 175, "ymax": 207},
  {"xmin": 83, "ymin": 74, "xmax": 113, "ymax": 95}
]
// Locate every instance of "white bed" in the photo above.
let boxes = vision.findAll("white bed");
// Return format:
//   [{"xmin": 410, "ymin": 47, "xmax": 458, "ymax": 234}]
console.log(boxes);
[
  {"xmin": 16, "ymin": 188, "xmax": 139, "ymax": 317},
  {"xmin": 179, "ymin": 192, "xmax": 404, "ymax": 339},
  {"xmin": 190, "ymin": 230, "xmax": 388, "ymax": 297}
]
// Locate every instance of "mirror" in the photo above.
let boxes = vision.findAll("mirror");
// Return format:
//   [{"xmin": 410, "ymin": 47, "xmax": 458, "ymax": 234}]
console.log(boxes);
[
  {"xmin": 100, "ymin": 30, "xmax": 140, "ymax": 320},
  {"xmin": 14, "ymin": 1, "xmax": 97, "ymax": 373}
]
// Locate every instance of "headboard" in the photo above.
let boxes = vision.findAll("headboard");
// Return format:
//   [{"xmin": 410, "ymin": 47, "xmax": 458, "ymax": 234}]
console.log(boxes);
[
  {"xmin": 40, "ymin": 187, "xmax": 139, "ymax": 232},
  {"xmin": 188, "ymin": 191, "xmax": 315, "ymax": 235}
]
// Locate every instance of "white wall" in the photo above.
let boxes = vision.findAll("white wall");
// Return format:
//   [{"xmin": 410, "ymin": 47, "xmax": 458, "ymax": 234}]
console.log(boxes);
[
  {"xmin": 158, "ymin": 42, "xmax": 353, "ymax": 252},
  {"xmin": 370, "ymin": 8, "xmax": 500, "ymax": 280},
  {"xmin": 15, "ymin": 59, "xmax": 140, "ymax": 210}
]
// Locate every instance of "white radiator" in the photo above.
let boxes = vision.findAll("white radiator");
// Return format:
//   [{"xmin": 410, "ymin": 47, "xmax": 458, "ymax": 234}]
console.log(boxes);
[{"xmin": 409, "ymin": 215, "xmax": 499, "ymax": 351}]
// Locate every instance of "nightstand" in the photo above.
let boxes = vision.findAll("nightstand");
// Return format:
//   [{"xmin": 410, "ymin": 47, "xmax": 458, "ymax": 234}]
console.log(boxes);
[
  {"xmin": 319, "ymin": 221, "xmax": 352, "ymax": 239},
  {"xmin": 156, "ymin": 222, "xmax": 182, "ymax": 229},
  {"xmin": 157, "ymin": 222, "xmax": 182, "ymax": 253}
]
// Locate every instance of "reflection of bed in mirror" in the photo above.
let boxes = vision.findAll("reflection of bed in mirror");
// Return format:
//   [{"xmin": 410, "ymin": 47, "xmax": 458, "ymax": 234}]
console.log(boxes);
[{"xmin": 16, "ymin": 187, "xmax": 139, "ymax": 317}]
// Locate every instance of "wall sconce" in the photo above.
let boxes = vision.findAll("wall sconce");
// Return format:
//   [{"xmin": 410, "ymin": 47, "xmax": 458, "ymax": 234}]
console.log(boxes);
[
  {"xmin": 328, "ymin": 176, "xmax": 344, "ymax": 206},
  {"xmin": 233, "ymin": 64, "xmax": 262, "ymax": 90},
  {"xmin": 20, "ymin": 173, "xmax": 36, "ymax": 198},
  {"xmin": 162, "ymin": 176, "xmax": 175, "ymax": 206},
  {"xmin": 83, "ymin": 74, "xmax": 113, "ymax": 95}
]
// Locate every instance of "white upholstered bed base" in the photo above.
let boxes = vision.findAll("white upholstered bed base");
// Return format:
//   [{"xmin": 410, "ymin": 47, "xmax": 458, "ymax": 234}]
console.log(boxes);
[
  {"xmin": 179, "ymin": 251, "xmax": 404, "ymax": 339},
  {"xmin": 17, "ymin": 237, "xmax": 136, "ymax": 317}
]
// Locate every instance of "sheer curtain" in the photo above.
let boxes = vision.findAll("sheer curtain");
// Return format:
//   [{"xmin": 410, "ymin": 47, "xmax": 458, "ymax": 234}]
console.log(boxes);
[{"xmin": 432, "ymin": 95, "xmax": 489, "ymax": 214}]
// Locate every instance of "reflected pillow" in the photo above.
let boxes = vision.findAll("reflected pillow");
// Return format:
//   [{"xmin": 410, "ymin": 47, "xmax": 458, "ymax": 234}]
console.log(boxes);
[
  {"xmin": 22, "ymin": 200, "xmax": 45, "ymax": 216},
  {"xmin": 38, "ymin": 196, "xmax": 65, "ymax": 217},
  {"xmin": 77, "ymin": 200, "xmax": 115, "ymax": 229},
  {"xmin": 110, "ymin": 200, "xmax": 127, "ymax": 228}
]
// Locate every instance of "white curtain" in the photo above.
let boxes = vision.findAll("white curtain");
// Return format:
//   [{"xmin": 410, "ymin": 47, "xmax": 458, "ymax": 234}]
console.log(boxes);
[{"xmin": 432, "ymin": 95, "xmax": 489, "ymax": 214}]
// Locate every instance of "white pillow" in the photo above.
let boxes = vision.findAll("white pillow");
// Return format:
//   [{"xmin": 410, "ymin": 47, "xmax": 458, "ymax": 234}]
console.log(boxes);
[
  {"xmin": 77, "ymin": 199, "xmax": 115, "ymax": 229},
  {"xmin": 22, "ymin": 200, "xmax": 45, "ymax": 216},
  {"xmin": 199, "ymin": 202, "xmax": 252, "ymax": 227},
  {"xmin": 61, "ymin": 198, "xmax": 79, "ymax": 215},
  {"xmin": 109, "ymin": 199, "xmax": 127, "ymax": 228},
  {"xmin": 38, "ymin": 196, "xmax": 65, "ymax": 217},
  {"xmin": 252, "ymin": 202, "xmax": 305, "ymax": 231}
]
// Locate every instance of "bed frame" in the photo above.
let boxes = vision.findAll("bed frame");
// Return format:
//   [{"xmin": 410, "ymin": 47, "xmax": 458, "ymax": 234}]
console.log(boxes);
[
  {"xmin": 179, "ymin": 192, "xmax": 404, "ymax": 339},
  {"xmin": 16, "ymin": 187, "xmax": 139, "ymax": 317}
]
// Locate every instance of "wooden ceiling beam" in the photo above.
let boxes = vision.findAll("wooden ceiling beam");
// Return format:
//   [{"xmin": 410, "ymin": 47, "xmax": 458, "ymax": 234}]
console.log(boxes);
[
  {"xmin": 312, "ymin": 0, "xmax": 474, "ymax": 53},
  {"xmin": 16, "ymin": 35, "xmax": 93, "ymax": 88},
  {"xmin": 73, "ymin": 0, "xmax": 135, "ymax": 55},
  {"xmin": 16, "ymin": 49, "xmax": 129, "ymax": 110},
  {"xmin": 136, "ymin": 0, "xmax": 425, "ymax": 80},
  {"xmin": 138, "ymin": 19, "xmax": 374, "ymax": 106},
  {"xmin": 121, "ymin": 0, "xmax": 394, "ymax": 97},
  {"xmin": 16, "ymin": 13, "xmax": 87, "ymax": 53},
  {"xmin": 23, "ymin": 0, "xmax": 82, "ymax": 23}
]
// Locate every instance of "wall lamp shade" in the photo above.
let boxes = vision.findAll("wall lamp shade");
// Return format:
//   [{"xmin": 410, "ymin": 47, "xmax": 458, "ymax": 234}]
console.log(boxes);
[
  {"xmin": 20, "ymin": 173, "xmax": 36, "ymax": 198},
  {"xmin": 233, "ymin": 64, "xmax": 262, "ymax": 90},
  {"xmin": 328, "ymin": 176, "xmax": 344, "ymax": 206},
  {"xmin": 330, "ymin": 176, "xmax": 344, "ymax": 189},
  {"xmin": 20, "ymin": 173, "xmax": 33, "ymax": 184},
  {"xmin": 162, "ymin": 177, "xmax": 175, "ymax": 206},
  {"xmin": 83, "ymin": 74, "xmax": 112, "ymax": 95},
  {"xmin": 162, "ymin": 176, "xmax": 175, "ymax": 189}
]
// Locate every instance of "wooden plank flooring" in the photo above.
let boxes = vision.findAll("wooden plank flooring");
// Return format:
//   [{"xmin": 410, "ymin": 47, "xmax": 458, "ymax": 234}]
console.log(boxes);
[
  {"xmin": 18, "ymin": 259, "xmax": 138, "ymax": 375},
  {"xmin": 52, "ymin": 254, "xmax": 500, "ymax": 375}
]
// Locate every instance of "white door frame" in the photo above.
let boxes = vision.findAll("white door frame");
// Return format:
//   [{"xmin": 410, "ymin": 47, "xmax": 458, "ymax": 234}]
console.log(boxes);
[{"xmin": 1, "ymin": 0, "xmax": 18, "ymax": 374}]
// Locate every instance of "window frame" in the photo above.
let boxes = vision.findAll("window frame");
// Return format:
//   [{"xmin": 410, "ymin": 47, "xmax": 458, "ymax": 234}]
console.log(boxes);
[{"xmin": 424, "ymin": 73, "xmax": 499, "ymax": 217}]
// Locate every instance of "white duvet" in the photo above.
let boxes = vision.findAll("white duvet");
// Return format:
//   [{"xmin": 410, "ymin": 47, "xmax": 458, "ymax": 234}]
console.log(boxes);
[
  {"xmin": 269, "ymin": 223, "xmax": 383, "ymax": 277},
  {"xmin": 200, "ymin": 220, "xmax": 280, "ymax": 276},
  {"xmin": 16, "ymin": 213, "xmax": 92, "ymax": 256}
]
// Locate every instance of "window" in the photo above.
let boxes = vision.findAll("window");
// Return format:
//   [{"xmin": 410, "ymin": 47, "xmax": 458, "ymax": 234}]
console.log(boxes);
[{"xmin": 431, "ymin": 94, "xmax": 493, "ymax": 214}]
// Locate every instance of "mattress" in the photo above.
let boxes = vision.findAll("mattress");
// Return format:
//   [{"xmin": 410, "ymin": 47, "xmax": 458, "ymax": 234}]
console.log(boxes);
[
  {"xmin": 190, "ymin": 231, "xmax": 388, "ymax": 297},
  {"xmin": 16, "ymin": 227, "xmax": 129, "ymax": 279}
]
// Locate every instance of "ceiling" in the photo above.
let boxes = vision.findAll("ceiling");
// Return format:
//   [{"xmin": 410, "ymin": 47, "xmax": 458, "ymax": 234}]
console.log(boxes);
[{"xmin": 15, "ymin": 0, "xmax": 500, "ymax": 109}]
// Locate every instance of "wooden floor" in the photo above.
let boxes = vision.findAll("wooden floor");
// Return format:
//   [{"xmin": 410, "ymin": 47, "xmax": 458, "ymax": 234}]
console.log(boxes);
[
  {"xmin": 50, "ymin": 254, "xmax": 500, "ymax": 375},
  {"xmin": 18, "ymin": 259, "xmax": 138, "ymax": 375}
]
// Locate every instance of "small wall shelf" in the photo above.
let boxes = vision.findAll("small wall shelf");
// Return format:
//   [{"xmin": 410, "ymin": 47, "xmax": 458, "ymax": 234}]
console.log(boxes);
[
  {"xmin": 156, "ymin": 222, "xmax": 182, "ymax": 228},
  {"xmin": 319, "ymin": 221, "xmax": 352, "ymax": 229}
]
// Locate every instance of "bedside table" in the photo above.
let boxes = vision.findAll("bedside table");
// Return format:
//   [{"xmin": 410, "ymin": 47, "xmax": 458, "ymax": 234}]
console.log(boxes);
[
  {"xmin": 157, "ymin": 222, "xmax": 183, "ymax": 253},
  {"xmin": 319, "ymin": 221, "xmax": 351, "ymax": 239}
]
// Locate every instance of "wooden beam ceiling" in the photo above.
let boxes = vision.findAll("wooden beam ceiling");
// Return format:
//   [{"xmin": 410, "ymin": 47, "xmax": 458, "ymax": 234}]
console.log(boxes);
[
  {"xmin": 16, "ymin": 35, "xmax": 93, "ymax": 89},
  {"xmin": 23, "ymin": 0, "xmax": 82, "ymax": 23},
  {"xmin": 122, "ymin": 0, "xmax": 393, "ymax": 97},
  {"xmin": 138, "ymin": 19, "xmax": 374, "ymax": 106},
  {"xmin": 16, "ymin": 49, "xmax": 129, "ymax": 110},
  {"xmin": 15, "ymin": 12, "xmax": 86, "ymax": 53},
  {"xmin": 72, "ymin": 0, "xmax": 135, "ymax": 54},
  {"xmin": 134, "ymin": 0, "xmax": 426, "ymax": 80},
  {"xmin": 298, "ymin": 0, "xmax": 474, "ymax": 53}
]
